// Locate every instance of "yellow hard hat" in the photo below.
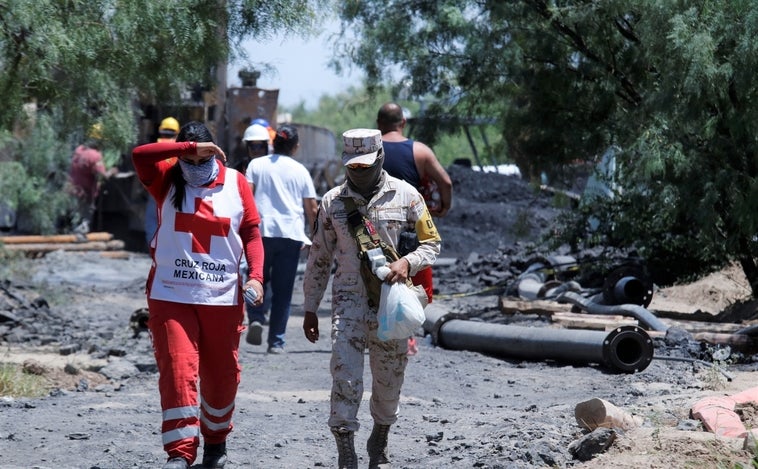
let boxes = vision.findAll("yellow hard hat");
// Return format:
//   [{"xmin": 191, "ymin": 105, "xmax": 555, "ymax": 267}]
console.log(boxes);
[
  {"xmin": 159, "ymin": 117, "xmax": 180, "ymax": 134},
  {"xmin": 87, "ymin": 123, "xmax": 103, "ymax": 140}
]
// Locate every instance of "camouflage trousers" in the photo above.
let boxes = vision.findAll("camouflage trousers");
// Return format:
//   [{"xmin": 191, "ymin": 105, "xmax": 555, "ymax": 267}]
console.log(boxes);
[{"xmin": 328, "ymin": 299, "xmax": 409, "ymax": 433}]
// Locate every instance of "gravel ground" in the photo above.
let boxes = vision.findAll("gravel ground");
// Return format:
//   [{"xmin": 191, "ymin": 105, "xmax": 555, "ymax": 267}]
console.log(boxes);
[{"xmin": 1, "ymin": 166, "xmax": 757, "ymax": 468}]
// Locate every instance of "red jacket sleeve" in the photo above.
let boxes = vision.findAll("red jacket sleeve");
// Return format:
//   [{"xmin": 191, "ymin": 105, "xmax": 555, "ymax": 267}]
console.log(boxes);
[
  {"xmin": 132, "ymin": 142, "xmax": 197, "ymax": 200},
  {"xmin": 237, "ymin": 171, "xmax": 264, "ymax": 283}
]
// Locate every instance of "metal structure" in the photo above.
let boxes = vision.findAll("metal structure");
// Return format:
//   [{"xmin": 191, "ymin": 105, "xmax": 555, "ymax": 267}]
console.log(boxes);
[{"xmin": 96, "ymin": 72, "xmax": 340, "ymax": 251}]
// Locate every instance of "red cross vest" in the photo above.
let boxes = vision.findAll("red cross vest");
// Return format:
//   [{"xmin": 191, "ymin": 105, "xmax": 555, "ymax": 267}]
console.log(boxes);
[{"xmin": 149, "ymin": 173, "xmax": 244, "ymax": 306}]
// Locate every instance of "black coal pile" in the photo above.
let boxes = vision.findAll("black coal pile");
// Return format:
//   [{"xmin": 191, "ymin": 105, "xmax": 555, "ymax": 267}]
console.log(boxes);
[{"xmin": 434, "ymin": 164, "xmax": 566, "ymax": 259}]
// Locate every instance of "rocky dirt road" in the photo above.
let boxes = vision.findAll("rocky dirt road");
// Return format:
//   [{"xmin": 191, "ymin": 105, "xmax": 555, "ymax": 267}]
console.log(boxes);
[{"xmin": 0, "ymin": 248, "xmax": 756, "ymax": 469}]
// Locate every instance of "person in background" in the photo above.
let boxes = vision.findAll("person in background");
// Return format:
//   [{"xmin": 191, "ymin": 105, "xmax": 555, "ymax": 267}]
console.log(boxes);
[
  {"xmin": 238, "ymin": 121, "xmax": 276, "ymax": 326},
  {"xmin": 302, "ymin": 128, "xmax": 441, "ymax": 469},
  {"xmin": 157, "ymin": 117, "xmax": 181, "ymax": 143},
  {"xmin": 67, "ymin": 123, "xmax": 118, "ymax": 234},
  {"xmin": 132, "ymin": 121, "xmax": 264, "ymax": 469},
  {"xmin": 252, "ymin": 117, "xmax": 276, "ymax": 148},
  {"xmin": 244, "ymin": 124, "xmax": 317, "ymax": 353},
  {"xmin": 145, "ymin": 116, "xmax": 180, "ymax": 247},
  {"xmin": 376, "ymin": 102, "xmax": 453, "ymax": 354},
  {"xmin": 236, "ymin": 122, "xmax": 270, "ymax": 173}
]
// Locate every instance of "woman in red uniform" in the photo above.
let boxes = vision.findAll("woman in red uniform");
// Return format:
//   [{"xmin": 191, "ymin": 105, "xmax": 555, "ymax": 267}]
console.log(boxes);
[{"xmin": 132, "ymin": 121, "xmax": 264, "ymax": 469}]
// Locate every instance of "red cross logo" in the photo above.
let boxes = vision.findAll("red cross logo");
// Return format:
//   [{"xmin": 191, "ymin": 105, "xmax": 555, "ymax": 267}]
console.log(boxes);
[{"xmin": 175, "ymin": 198, "xmax": 231, "ymax": 253}]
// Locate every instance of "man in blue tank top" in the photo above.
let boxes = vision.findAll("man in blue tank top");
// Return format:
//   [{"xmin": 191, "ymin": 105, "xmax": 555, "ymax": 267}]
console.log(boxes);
[
  {"xmin": 377, "ymin": 102, "xmax": 453, "ymax": 355},
  {"xmin": 377, "ymin": 102, "xmax": 452, "ymax": 218}
]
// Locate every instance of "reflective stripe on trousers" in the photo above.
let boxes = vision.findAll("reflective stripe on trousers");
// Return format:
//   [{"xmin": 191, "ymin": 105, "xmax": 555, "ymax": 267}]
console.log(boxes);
[{"xmin": 148, "ymin": 298, "xmax": 244, "ymax": 463}]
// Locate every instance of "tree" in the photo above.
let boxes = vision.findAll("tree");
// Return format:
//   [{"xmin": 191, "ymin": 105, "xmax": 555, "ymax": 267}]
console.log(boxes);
[
  {"xmin": 337, "ymin": 1, "xmax": 758, "ymax": 296},
  {"xmin": 0, "ymin": 0, "xmax": 325, "ymax": 233}
]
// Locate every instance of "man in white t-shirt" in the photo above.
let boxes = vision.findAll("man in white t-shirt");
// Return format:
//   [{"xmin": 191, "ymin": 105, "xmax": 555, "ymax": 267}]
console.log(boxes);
[{"xmin": 244, "ymin": 124, "xmax": 318, "ymax": 353}]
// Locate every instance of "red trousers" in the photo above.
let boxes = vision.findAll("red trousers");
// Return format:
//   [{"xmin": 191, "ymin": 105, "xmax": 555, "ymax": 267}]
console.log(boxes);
[
  {"xmin": 148, "ymin": 298, "xmax": 244, "ymax": 463},
  {"xmin": 411, "ymin": 266, "xmax": 434, "ymax": 303}
]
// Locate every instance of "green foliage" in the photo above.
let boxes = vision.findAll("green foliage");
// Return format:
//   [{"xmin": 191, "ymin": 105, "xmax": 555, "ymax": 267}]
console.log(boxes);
[
  {"xmin": 337, "ymin": 1, "xmax": 758, "ymax": 295},
  {"xmin": 0, "ymin": 0, "xmax": 324, "ymax": 148},
  {"xmin": 0, "ymin": 115, "xmax": 73, "ymax": 234},
  {"xmin": 0, "ymin": 0, "xmax": 324, "ymax": 234},
  {"xmin": 283, "ymin": 86, "xmax": 506, "ymax": 168},
  {"xmin": 286, "ymin": 86, "xmax": 392, "ymax": 155}
]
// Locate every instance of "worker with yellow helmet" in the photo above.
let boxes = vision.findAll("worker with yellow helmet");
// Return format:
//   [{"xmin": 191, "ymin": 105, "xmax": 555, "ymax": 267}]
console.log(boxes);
[
  {"xmin": 145, "ymin": 117, "xmax": 180, "ymax": 246},
  {"xmin": 157, "ymin": 117, "xmax": 180, "ymax": 143}
]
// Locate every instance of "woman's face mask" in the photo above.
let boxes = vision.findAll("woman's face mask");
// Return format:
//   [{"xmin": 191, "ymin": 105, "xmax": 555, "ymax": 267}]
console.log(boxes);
[{"xmin": 179, "ymin": 156, "xmax": 218, "ymax": 187}]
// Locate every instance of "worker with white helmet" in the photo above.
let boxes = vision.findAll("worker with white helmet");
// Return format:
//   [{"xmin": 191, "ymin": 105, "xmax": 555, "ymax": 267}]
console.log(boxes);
[
  {"xmin": 237, "ymin": 121, "xmax": 275, "ymax": 328},
  {"xmin": 236, "ymin": 123, "xmax": 270, "ymax": 173}
]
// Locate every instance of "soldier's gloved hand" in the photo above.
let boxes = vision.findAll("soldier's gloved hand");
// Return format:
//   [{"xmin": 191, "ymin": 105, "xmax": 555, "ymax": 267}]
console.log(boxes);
[{"xmin": 303, "ymin": 311, "xmax": 319, "ymax": 343}]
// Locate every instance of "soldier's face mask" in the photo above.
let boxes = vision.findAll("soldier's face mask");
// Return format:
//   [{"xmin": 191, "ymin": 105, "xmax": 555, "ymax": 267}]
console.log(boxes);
[{"xmin": 345, "ymin": 150, "xmax": 383, "ymax": 194}]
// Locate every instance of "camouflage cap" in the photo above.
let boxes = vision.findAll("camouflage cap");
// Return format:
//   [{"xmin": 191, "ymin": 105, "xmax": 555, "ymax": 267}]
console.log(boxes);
[{"xmin": 342, "ymin": 128, "xmax": 383, "ymax": 166}]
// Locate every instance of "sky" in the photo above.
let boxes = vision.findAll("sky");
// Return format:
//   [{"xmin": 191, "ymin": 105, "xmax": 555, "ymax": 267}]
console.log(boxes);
[{"xmin": 227, "ymin": 21, "xmax": 362, "ymax": 110}]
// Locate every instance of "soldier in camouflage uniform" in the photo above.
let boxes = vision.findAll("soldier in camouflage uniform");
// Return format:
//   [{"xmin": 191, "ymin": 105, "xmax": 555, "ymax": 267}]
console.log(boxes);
[{"xmin": 302, "ymin": 128, "xmax": 441, "ymax": 469}]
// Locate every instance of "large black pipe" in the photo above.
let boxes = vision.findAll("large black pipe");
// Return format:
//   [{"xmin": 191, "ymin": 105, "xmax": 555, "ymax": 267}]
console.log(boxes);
[{"xmin": 424, "ymin": 304, "xmax": 654, "ymax": 373}]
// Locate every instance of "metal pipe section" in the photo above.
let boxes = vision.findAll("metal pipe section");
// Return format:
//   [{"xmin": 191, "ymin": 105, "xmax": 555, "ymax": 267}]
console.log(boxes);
[
  {"xmin": 424, "ymin": 304, "xmax": 654, "ymax": 373},
  {"xmin": 517, "ymin": 273, "xmax": 543, "ymax": 300},
  {"xmin": 613, "ymin": 276, "xmax": 648, "ymax": 305},
  {"xmin": 558, "ymin": 291, "xmax": 669, "ymax": 332}
]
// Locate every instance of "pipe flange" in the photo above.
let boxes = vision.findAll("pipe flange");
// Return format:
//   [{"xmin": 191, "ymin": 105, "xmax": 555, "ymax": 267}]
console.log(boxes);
[
  {"xmin": 430, "ymin": 313, "xmax": 469, "ymax": 347},
  {"xmin": 602, "ymin": 325, "xmax": 654, "ymax": 373}
]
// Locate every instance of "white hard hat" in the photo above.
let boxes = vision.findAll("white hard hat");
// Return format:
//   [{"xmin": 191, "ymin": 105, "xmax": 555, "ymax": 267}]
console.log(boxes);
[{"xmin": 243, "ymin": 124, "xmax": 270, "ymax": 142}]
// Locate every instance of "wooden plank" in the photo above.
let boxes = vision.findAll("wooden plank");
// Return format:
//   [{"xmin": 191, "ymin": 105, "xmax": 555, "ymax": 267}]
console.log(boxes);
[
  {"xmin": 648, "ymin": 330, "xmax": 758, "ymax": 353},
  {"xmin": 664, "ymin": 319, "xmax": 742, "ymax": 334},
  {"xmin": 502, "ymin": 295, "xmax": 749, "ymax": 333},
  {"xmin": 0, "ymin": 232, "xmax": 113, "ymax": 244},
  {"xmin": 551, "ymin": 312, "xmax": 743, "ymax": 335},
  {"xmin": 552, "ymin": 312, "xmax": 637, "ymax": 330},
  {"xmin": 99, "ymin": 250, "xmax": 131, "ymax": 260},
  {"xmin": 2, "ymin": 240, "xmax": 125, "ymax": 252},
  {"xmin": 692, "ymin": 332, "xmax": 757, "ymax": 349},
  {"xmin": 499, "ymin": 296, "xmax": 573, "ymax": 315}
]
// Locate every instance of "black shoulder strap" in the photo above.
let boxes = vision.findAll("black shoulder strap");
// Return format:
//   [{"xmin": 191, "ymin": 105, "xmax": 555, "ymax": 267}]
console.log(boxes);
[{"xmin": 342, "ymin": 197, "xmax": 400, "ymax": 262}]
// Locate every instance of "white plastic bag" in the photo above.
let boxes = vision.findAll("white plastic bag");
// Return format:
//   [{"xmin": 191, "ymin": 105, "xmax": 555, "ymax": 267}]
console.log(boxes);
[{"xmin": 377, "ymin": 281, "xmax": 426, "ymax": 341}]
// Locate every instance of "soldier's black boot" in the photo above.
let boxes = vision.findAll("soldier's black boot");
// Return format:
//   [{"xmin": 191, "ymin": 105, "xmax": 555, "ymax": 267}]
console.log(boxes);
[
  {"xmin": 367, "ymin": 423, "xmax": 391, "ymax": 468},
  {"xmin": 332, "ymin": 428, "xmax": 358, "ymax": 469}
]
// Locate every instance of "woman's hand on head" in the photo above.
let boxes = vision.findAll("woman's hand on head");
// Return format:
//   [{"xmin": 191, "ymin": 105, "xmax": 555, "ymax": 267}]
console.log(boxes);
[{"xmin": 195, "ymin": 142, "xmax": 227, "ymax": 163}]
